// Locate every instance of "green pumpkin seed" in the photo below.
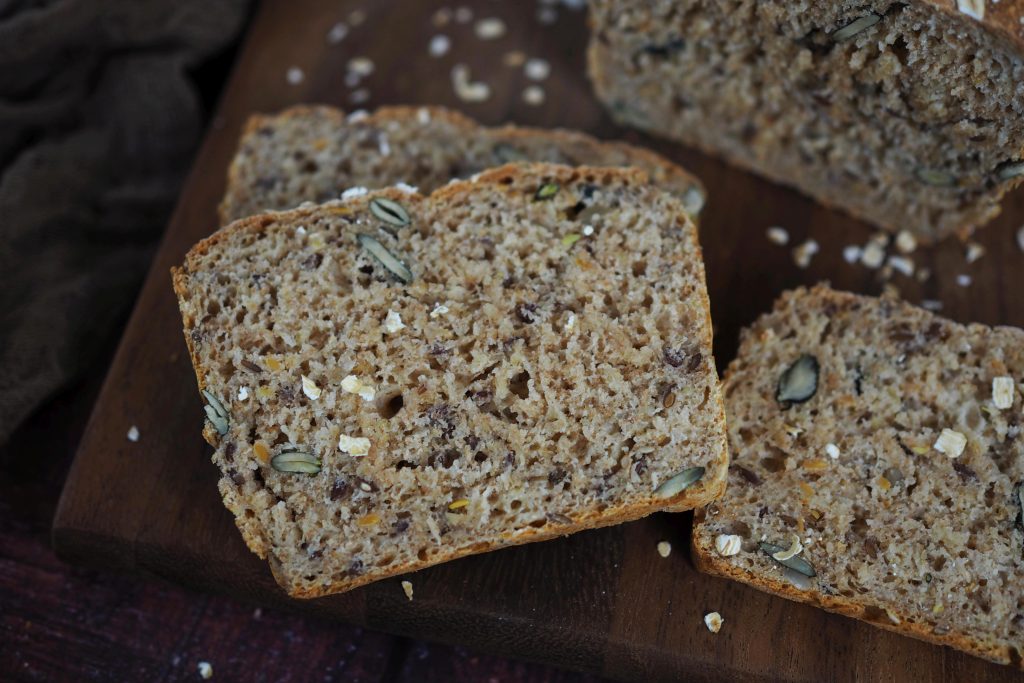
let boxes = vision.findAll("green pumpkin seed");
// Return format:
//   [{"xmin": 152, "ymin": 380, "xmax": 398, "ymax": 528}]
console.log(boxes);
[
  {"xmin": 535, "ymin": 183, "xmax": 560, "ymax": 201},
  {"xmin": 271, "ymin": 450, "xmax": 322, "ymax": 474},
  {"xmin": 357, "ymin": 234, "xmax": 413, "ymax": 284},
  {"xmin": 997, "ymin": 162, "xmax": 1024, "ymax": 182},
  {"xmin": 370, "ymin": 197, "xmax": 411, "ymax": 228},
  {"xmin": 760, "ymin": 542, "xmax": 817, "ymax": 577},
  {"xmin": 204, "ymin": 405, "xmax": 228, "ymax": 435},
  {"xmin": 653, "ymin": 466, "xmax": 705, "ymax": 498},
  {"xmin": 201, "ymin": 389, "xmax": 228, "ymax": 420},
  {"xmin": 916, "ymin": 168, "xmax": 956, "ymax": 187},
  {"xmin": 776, "ymin": 354, "xmax": 819, "ymax": 406},
  {"xmin": 831, "ymin": 14, "xmax": 881, "ymax": 42}
]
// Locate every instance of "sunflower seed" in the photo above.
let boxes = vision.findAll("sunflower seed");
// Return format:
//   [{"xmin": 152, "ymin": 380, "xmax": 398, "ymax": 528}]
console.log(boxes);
[
  {"xmin": 204, "ymin": 405, "xmax": 228, "ymax": 435},
  {"xmin": 271, "ymin": 450, "xmax": 321, "ymax": 474},
  {"xmin": 831, "ymin": 14, "xmax": 881, "ymax": 42},
  {"xmin": 370, "ymin": 197, "xmax": 411, "ymax": 227},
  {"xmin": 916, "ymin": 168, "xmax": 956, "ymax": 187},
  {"xmin": 776, "ymin": 354, "xmax": 819, "ymax": 406},
  {"xmin": 535, "ymin": 183, "xmax": 560, "ymax": 201},
  {"xmin": 201, "ymin": 389, "xmax": 228, "ymax": 420},
  {"xmin": 357, "ymin": 234, "xmax": 413, "ymax": 284},
  {"xmin": 653, "ymin": 466, "xmax": 705, "ymax": 498},
  {"xmin": 997, "ymin": 161, "xmax": 1024, "ymax": 182},
  {"xmin": 760, "ymin": 542, "xmax": 817, "ymax": 577}
]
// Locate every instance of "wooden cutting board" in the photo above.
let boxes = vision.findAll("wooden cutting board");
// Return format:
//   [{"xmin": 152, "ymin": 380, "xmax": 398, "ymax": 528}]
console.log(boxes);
[{"xmin": 53, "ymin": 0, "xmax": 1024, "ymax": 680}]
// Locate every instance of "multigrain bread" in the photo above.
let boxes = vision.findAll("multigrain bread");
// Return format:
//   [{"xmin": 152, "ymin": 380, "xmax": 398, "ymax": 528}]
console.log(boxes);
[
  {"xmin": 693, "ymin": 285, "xmax": 1024, "ymax": 667},
  {"xmin": 587, "ymin": 0, "xmax": 1024, "ymax": 242},
  {"xmin": 174, "ymin": 162, "xmax": 728, "ymax": 598},
  {"xmin": 218, "ymin": 104, "xmax": 706, "ymax": 224}
]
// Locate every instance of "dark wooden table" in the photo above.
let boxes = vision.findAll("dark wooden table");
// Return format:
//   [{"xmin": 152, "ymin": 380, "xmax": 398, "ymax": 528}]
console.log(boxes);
[{"xmin": 44, "ymin": 0, "xmax": 1024, "ymax": 680}]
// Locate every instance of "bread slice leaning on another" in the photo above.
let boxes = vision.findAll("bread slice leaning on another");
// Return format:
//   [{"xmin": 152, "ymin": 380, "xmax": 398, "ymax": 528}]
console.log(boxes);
[
  {"xmin": 173, "ymin": 162, "xmax": 729, "ymax": 598},
  {"xmin": 693, "ymin": 284, "xmax": 1024, "ymax": 667},
  {"xmin": 218, "ymin": 104, "xmax": 706, "ymax": 224}
]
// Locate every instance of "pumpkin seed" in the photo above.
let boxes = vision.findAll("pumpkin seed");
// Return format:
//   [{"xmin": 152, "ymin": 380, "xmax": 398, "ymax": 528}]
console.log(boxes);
[
  {"xmin": 201, "ymin": 389, "xmax": 228, "ymax": 420},
  {"xmin": 271, "ymin": 450, "xmax": 321, "ymax": 474},
  {"xmin": 760, "ymin": 542, "xmax": 817, "ymax": 577},
  {"xmin": 831, "ymin": 14, "xmax": 881, "ymax": 42},
  {"xmin": 204, "ymin": 405, "xmax": 228, "ymax": 435},
  {"xmin": 357, "ymin": 234, "xmax": 413, "ymax": 284},
  {"xmin": 996, "ymin": 161, "xmax": 1024, "ymax": 182},
  {"xmin": 776, "ymin": 354, "xmax": 819, "ymax": 406},
  {"xmin": 653, "ymin": 466, "xmax": 705, "ymax": 498},
  {"xmin": 916, "ymin": 168, "xmax": 956, "ymax": 187},
  {"xmin": 535, "ymin": 183, "xmax": 560, "ymax": 201},
  {"xmin": 369, "ymin": 197, "xmax": 410, "ymax": 228}
]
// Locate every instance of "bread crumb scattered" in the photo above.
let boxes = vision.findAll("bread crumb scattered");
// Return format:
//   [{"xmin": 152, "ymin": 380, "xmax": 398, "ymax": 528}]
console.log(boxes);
[
  {"xmin": 198, "ymin": 661, "xmax": 213, "ymax": 679},
  {"xmin": 347, "ymin": 57, "xmax": 375, "ymax": 78},
  {"xmin": 766, "ymin": 226, "xmax": 789, "ymax": 245},
  {"xmin": 451, "ymin": 64, "xmax": 490, "ymax": 102},
  {"xmin": 992, "ymin": 376, "xmax": 1015, "ymax": 410},
  {"xmin": 401, "ymin": 580, "xmax": 414, "ymax": 600},
  {"xmin": 349, "ymin": 88, "xmax": 370, "ymax": 105},
  {"xmin": 384, "ymin": 310, "xmax": 405, "ymax": 333},
  {"xmin": 286, "ymin": 67, "xmax": 304, "ymax": 85},
  {"xmin": 657, "ymin": 541, "xmax": 672, "ymax": 558},
  {"xmin": 503, "ymin": 50, "xmax": 527, "ymax": 67},
  {"xmin": 341, "ymin": 375, "xmax": 375, "ymax": 402},
  {"xmin": 792, "ymin": 239, "xmax": 819, "ymax": 269},
  {"xmin": 537, "ymin": 6, "xmax": 558, "ymax": 24},
  {"xmin": 429, "ymin": 34, "xmax": 451, "ymax": 58},
  {"xmin": 524, "ymin": 58, "xmax": 551, "ymax": 81},
  {"xmin": 842, "ymin": 245, "xmax": 862, "ymax": 264},
  {"xmin": 327, "ymin": 22, "xmax": 348, "ymax": 44},
  {"xmin": 474, "ymin": 17, "xmax": 506, "ymax": 39},
  {"xmin": 956, "ymin": 274, "xmax": 972, "ymax": 287},
  {"xmin": 894, "ymin": 230, "xmax": 917, "ymax": 253},
  {"xmin": 965, "ymin": 242, "xmax": 985, "ymax": 264},
  {"xmin": 861, "ymin": 241, "xmax": 885, "ymax": 269},
  {"xmin": 522, "ymin": 85, "xmax": 545, "ymax": 106},
  {"xmin": 887, "ymin": 255, "xmax": 914, "ymax": 277},
  {"xmin": 127, "ymin": 425, "xmax": 140, "ymax": 442},
  {"xmin": 432, "ymin": 7, "xmax": 452, "ymax": 27},
  {"xmin": 934, "ymin": 428, "xmax": 967, "ymax": 458},
  {"xmin": 714, "ymin": 534, "xmax": 741, "ymax": 556},
  {"xmin": 825, "ymin": 442, "xmax": 840, "ymax": 459},
  {"xmin": 704, "ymin": 612, "xmax": 723, "ymax": 633},
  {"xmin": 454, "ymin": 6, "xmax": 473, "ymax": 23},
  {"xmin": 921, "ymin": 299, "xmax": 942, "ymax": 311},
  {"xmin": 338, "ymin": 433, "xmax": 371, "ymax": 457}
]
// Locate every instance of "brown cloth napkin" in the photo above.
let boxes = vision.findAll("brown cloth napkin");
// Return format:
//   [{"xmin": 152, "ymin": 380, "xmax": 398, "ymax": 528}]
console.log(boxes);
[{"xmin": 0, "ymin": 0, "xmax": 249, "ymax": 443}]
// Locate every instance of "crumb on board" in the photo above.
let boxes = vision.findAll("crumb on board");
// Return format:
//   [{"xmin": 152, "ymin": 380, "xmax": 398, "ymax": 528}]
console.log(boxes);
[
  {"xmin": 657, "ymin": 541, "xmax": 672, "ymax": 558},
  {"xmin": 127, "ymin": 425, "xmax": 140, "ymax": 442},
  {"xmin": 402, "ymin": 580, "xmax": 414, "ymax": 600},
  {"xmin": 766, "ymin": 226, "xmax": 789, "ymax": 245},
  {"xmin": 197, "ymin": 661, "xmax": 213, "ymax": 679},
  {"xmin": 522, "ymin": 85, "xmax": 545, "ymax": 106},
  {"xmin": 286, "ymin": 67, "xmax": 304, "ymax": 85},
  {"xmin": 429, "ymin": 34, "xmax": 451, "ymax": 58},
  {"xmin": 704, "ymin": 612, "xmax": 723, "ymax": 633}
]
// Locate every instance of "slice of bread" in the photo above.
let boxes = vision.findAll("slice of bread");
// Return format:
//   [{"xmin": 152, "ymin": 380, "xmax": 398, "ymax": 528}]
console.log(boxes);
[
  {"xmin": 587, "ymin": 0, "xmax": 1024, "ymax": 242},
  {"xmin": 218, "ymin": 105, "xmax": 706, "ymax": 223},
  {"xmin": 693, "ymin": 284, "xmax": 1024, "ymax": 667},
  {"xmin": 174, "ymin": 162, "xmax": 728, "ymax": 598}
]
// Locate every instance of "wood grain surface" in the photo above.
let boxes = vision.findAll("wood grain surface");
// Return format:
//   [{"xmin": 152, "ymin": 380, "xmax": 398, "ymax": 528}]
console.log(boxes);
[{"xmin": 52, "ymin": 0, "xmax": 1024, "ymax": 680}]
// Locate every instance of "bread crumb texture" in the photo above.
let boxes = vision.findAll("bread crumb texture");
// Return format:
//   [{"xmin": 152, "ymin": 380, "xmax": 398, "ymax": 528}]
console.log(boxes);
[
  {"xmin": 175, "ymin": 163, "xmax": 727, "ymax": 598},
  {"xmin": 694, "ymin": 284, "xmax": 1024, "ymax": 667},
  {"xmin": 219, "ymin": 105, "xmax": 705, "ymax": 224},
  {"xmin": 587, "ymin": 0, "xmax": 1024, "ymax": 241}
]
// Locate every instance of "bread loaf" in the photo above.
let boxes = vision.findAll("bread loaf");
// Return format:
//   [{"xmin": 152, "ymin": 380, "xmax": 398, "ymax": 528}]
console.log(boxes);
[
  {"xmin": 219, "ymin": 105, "xmax": 706, "ymax": 223},
  {"xmin": 587, "ymin": 0, "xmax": 1024, "ymax": 242},
  {"xmin": 693, "ymin": 284, "xmax": 1024, "ymax": 667},
  {"xmin": 174, "ymin": 162, "xmax": 728, "ymax": 598}
]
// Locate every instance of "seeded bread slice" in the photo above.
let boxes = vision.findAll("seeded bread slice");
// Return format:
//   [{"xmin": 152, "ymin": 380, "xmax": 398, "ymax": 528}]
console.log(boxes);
[
  {"xmin": 587, "ymin": 0, "xmax": 1024, "ymax": 242},
  {"xmin": 174, "ymin": 162, "xmax": 728, "ymax": 598},
  {"xmin": 693, "ymin": 285, "xmax": 1024, "ymax": 667},
  {"xmin": 218, "ymin": 104, "xmax": 706, "ymax": 224}
]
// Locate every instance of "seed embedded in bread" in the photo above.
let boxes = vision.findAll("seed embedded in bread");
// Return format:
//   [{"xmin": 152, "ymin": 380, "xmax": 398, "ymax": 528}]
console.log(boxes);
[{"xmin": 174, "ymin": 163, "xmax": 728, "ymax": 598}]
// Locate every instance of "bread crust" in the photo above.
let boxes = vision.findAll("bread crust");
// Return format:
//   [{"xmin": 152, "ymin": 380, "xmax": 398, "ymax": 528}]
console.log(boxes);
[
  {"xmin": 692, "ymin": 285, "xmax": 1023, "ymax": 668},
  {"xmin": 175, "ymin": 162, "xmax": 729, "ymax": 599},
  {"xmin": 218, "ymin": 104, "xmax": 706, "ymax": 225}
]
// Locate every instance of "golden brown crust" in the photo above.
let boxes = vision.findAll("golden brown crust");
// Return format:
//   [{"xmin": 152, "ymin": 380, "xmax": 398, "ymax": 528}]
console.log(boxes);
[
  {"xmin": 217, "ymin": 104, "xmax": 705, "ymax": 226},
  {"xmin": 177, "ymin": 162, "xmax": 729, "ymax": 599}
]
